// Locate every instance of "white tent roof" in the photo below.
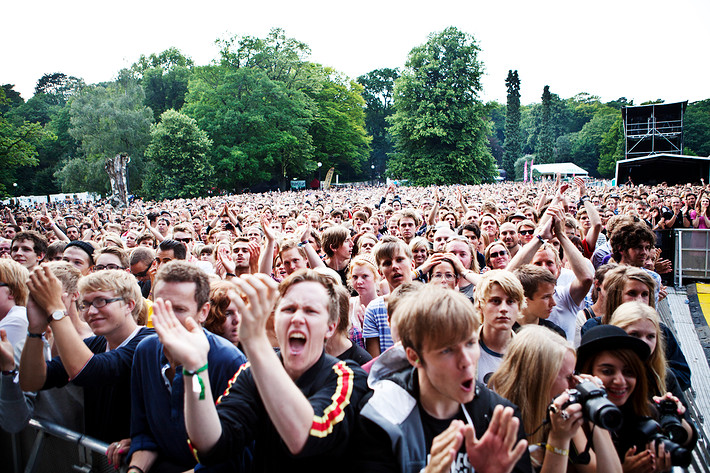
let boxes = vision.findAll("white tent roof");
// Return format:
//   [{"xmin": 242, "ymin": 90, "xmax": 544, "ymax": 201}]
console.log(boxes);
[{"xmin": 532, "ymin": 162, "xmax": 588, "ymax": 176}]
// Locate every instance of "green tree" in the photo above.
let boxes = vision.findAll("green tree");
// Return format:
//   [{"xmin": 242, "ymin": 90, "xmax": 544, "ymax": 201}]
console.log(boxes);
[
  {"xmin": 0, "ymin": 89, "xmax": 55, "ymax": 197},
  {"xmin": 387, "ymin": 27, "xmax": 497, "ymax": 185},
  {"xmin": 502, "ymin": 70, "xmax": 522, "ymax": 178},
  {"xmin": 536, "ymin": 85, "xmax": 555, "ymax": 163},
  {"xmin": 306, "ymin": 68, "xmax": 370, "ymax": 181},
  {"xmin": 684, "ymin": 99, "xmax": 710, "ymax": 158},
  {"xmin": 357, "ymin": 68, "xmax": 399, "ymax": 180},
  {"xmin": 183, "ymin": 66, "xmax": 314, "ymax": 191},
  {"xmin": 130, "ymin": 48, "xmax": 194, "ymax": 121},
  {"xmin": 486, "ymin": 101, "xmax": 506, "ymax": 167},
  {"xmin": 143, "ymin": 110, "xmax": 213, "ymax": 199},
  {"xmin": 597, "ymin": 115, "xmax": 625, "ymax": 177},
  {"xmin": 34, "ymin": 73, "xmax": 85, "ymax": 106},
  {"xmin": 217, "ymin": 28, "xmax": 314, "ymax": 90},
  {"xmin": 67, "ymin": 78, "xmax": 153, "ymax": 203},
  {"xmin": 568, "ymin": 107, "xmax": 618, "ymax": 175}
]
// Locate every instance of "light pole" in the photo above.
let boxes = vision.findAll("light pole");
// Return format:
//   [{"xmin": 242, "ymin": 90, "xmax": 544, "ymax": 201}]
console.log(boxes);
[{"xmin": 371, "ymin": 164, "xmax": 375, "ymax": 186}]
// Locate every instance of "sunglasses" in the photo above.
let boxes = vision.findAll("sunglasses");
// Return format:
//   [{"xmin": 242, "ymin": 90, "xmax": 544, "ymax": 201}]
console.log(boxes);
[
  {"xmin": 518, "ymin": 229, "xmax": 534, "ymax": 235},
  {"xmin": 175, "ymin": 238, "xmax": 192, "ymax": 243},
  {"xmin": 489, "ymin": 251, "xmax": 508, "ymax": 259}
]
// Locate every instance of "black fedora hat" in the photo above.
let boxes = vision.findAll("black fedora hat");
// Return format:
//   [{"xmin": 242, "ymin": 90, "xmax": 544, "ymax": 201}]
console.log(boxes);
[{"xmin": 576, "ymin": 325, "xmax": 650, "ymax": 370}]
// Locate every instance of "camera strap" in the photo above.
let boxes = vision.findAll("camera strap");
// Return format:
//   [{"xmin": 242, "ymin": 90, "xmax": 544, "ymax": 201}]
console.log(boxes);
[{"xmin": 569, "ymin": 423, "xmax": 594, "ymax": 465}]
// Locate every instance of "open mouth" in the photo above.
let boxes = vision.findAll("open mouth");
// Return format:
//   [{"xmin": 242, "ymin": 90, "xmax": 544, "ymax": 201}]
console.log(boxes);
[
  {"xmin": 461, "ymin": 379, "xmax": 474, "ymax": 392},
  {"xmin": 288, "ymin": 333, "xmax": 307, "ymax": 355}
]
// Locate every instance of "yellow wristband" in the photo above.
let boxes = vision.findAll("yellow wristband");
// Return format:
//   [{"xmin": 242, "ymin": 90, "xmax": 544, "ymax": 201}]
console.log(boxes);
[{"xmin": 545, "ymin": 443, "xmax": 569, "ymax": 456}]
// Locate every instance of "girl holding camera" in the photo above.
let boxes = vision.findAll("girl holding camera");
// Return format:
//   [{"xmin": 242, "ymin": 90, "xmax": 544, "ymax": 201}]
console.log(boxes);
[
  {"xmin": 578, "ymin": 325, "xmax": 695, "ymax": 473},
  {"xmin": 490, "ymin": 325, "xmax": 621, "ymax": 473}
]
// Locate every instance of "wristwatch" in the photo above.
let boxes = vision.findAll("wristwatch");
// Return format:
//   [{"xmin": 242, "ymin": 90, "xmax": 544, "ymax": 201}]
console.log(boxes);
[{"xmin": 48, "ymin": 309, "xmax": 67, "ymax": 323}]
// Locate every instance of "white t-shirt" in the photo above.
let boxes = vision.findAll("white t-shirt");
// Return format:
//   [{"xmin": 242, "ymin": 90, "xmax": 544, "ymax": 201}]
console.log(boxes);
[
  {"xmin": 548, "ymin": 285, "xmax": 582, "ymax": 343},
  {"xmin": 0, "ymin": 305, "xmax": 28, "ymax": 348}
]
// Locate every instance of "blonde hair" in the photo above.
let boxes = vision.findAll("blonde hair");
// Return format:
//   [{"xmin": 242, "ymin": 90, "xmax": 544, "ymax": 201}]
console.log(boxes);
[
  {"xmin": 45, "ymin": 261, "xmax": 81, "ymax": 294},
  {"xmin": 610, "ymin": 301, "xmax": 666, "ymax": 396},
  {"xmin": 101, "ymin": 233, "xmax": 126, "ymax": 250},
  {"xmin": 474, "ymin": 270, "xmax": 525, "ymax": 323},
  {"xmin": 394, "ymin": 284, "xmax": 478, "ymax": 356},
  {"xmin": 0, "ymin": 259, "xmax": 29, "ymax": 305},
  {"xmin": 489, "ymin": 325, "xmax": 573, "ymax": 445},
  {"xmin": 78, "ymin": 269, "xmax": 142, "ymax": 321},
  {"xmin": 347, "ymin": 254, "xmax": 380, "ymax": 290}
]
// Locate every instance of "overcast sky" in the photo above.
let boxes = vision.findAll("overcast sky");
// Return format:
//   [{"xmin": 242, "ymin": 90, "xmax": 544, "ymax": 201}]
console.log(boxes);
[{"xmin": 4, "ymin": 0, "xmax": 709, "ymax": 106}]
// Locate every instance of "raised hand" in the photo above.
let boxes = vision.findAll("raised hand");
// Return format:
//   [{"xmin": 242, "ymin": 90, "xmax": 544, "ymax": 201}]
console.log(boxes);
[
  {"xmin": 231, "ymin": 274, "xmax": 280, "ymax": 344},
  {"xmin": 423, "ymin": 420, "xmax": 464, "ymax": 473},
  {"xmin": 464, "ymin": 405, "xmax": 528, "ymax": 473},
  {"xmin": 574, "ymin": 177, "xmax": 587, "ymax": 198},
  {"xmin": 216, "ymin": 244, "xmax": 236, "ymax": 276},
  {"xmin": 152, "ymin": 298, "xmax": 209, "ymax": 371},
  {"xmin": 27, "ymin": 266, "xmax": 66, "ymax": 315},
  {"xmin": 261, "ymin": 214, "xmax": 276, "ymax": 241}
]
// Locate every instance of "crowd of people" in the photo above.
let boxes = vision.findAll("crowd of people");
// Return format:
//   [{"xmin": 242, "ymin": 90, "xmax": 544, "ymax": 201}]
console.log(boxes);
[{"xmin": 0, "ymin": 176, "xmax": 706, "ymax": 473}]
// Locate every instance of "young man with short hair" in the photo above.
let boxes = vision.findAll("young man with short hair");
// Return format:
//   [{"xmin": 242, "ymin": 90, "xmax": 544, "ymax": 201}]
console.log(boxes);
[
  {"xmin": 20, "ymin": 268, "xmax": 153, "ymax": 442},
  {"xmin": 507, "ymin": 205, "xmax": 593, "ymax": 342},
  {"xmin": 397, "ymin": 209, "xmax": 420, "ymax": 245},
  {"xmin": 62, "ymin": 240, "xmax": 95, "ymax": 276},
  {"xmin": 321, "ymin": 225, "xmax": 353, "ymax": 286},
  {"xmin": 474, "ymin": 270, "xmax": 525, "ymax": 384},
  {"xmin": 499, "ymin": 222, "xmax": 521, "ymax": 258},
  {"xmin": 231, "ymin": 237, "xmax": 252, "ymax": 277},
  {"xmin": 363, "ymin": 236, "xmax": 414, "ymax": 357},
  {"xmin": 513, "ymin": 265, "xmax": 565, "ymax": 338},
  {"xmin": 279, "ymin": 240, "xmax": 309, "ymax": 276},
  {"xmin": 151, "ymin": 270, "xmax": 368, "ymax": 471},
  {"xmin": 124, "ymin": 261, "xmax": 246, "ymax": 472},
  {"xmin": 11, "ymin": 230, "xmax": 47, "ymax": 271},
  {"xmin": 94, "ymin": 247, "xmax": 129, "ymax": 271},
  {"xmin": 357, "ymin": 284, "xmax": 530, "ymax": 473}
]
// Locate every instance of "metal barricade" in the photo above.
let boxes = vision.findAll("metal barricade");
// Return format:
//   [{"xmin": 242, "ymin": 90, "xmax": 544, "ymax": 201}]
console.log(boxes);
[
  {"xmin": 675, "ymin": 229, "xmax": 710, "ymax": 287},
  {"xmin": 658, "ymin": 296, "xmax": 710, "ymax": 473},
  {"xmin": 8, "ymin": 419, "xmax": 114, "ymax": 473}
]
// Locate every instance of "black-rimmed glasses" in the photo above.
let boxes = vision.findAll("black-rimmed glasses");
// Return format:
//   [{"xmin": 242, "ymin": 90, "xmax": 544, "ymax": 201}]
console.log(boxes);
[{"xmin": 78, "ymin": 297, "xmax": 124, "ymax": 312}]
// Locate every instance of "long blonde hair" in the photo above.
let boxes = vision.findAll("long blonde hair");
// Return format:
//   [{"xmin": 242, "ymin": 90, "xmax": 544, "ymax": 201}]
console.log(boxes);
[
  {"xmin": 610, "ymin": 301, "xmax": 667, "ymax": 396},
  {"xmin": 489, "ymin": 325, "xmax": 573, "ymax": 445}
]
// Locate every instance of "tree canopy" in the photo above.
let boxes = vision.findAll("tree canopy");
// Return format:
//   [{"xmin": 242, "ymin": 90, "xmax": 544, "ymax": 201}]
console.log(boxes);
[{"xmin": 387, "ymin": 27, "xmax": 498, "ymax": 185}]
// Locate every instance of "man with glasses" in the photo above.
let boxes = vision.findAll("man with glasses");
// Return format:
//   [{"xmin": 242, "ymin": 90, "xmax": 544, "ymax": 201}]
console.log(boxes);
[
  {"xmin": 131, "ymin": 247, "xmax": 155, "ymax": 298},
  {"xmin": 19, "ymin": 267, "xmax": 152, "ymax": 443},
  {"xmin": 93, "ymin": 247, "xmax": 129, "ymax": 272},
  {"xmin": 172, "ymin": 224, "xmax": 195, "ymax": 252},
  {"xmin": 515, "ymin": 220, "xmax": 536, "ymax": 247}
]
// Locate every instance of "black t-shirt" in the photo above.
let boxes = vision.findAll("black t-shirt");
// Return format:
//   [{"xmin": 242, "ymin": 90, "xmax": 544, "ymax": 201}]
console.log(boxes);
[
  {"xmin": 419, "ymin": 406, "xmax": 473, "ymax": 472},
  {"xmin": 338, "ymin": 342, "xmax": 373, "ymax": 366}
]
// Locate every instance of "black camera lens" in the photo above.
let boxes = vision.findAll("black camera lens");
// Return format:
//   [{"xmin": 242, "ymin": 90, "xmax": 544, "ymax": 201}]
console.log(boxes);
[{"xmin": 563, "ymin": 380, "xmax": 623, "ymax": 432}]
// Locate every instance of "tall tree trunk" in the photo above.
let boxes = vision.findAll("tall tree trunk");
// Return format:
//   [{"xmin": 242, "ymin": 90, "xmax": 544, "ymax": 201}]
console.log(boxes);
[{"xmin": 104, "ymin": 153, "xmax": 130, "ymax": 207}]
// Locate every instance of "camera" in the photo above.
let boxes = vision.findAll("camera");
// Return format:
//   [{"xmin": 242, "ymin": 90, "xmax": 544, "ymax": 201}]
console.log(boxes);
[
  {"xmin": 562, "ymin": 380, "xmax": 623, "ymax": 431},
  {"xmin": 632, "ymin": 417, "xmax": 691, "ymax": 467},
  {"xmin": 657, "ymin": 399, "xmax": 688, "ymax": 444}
]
